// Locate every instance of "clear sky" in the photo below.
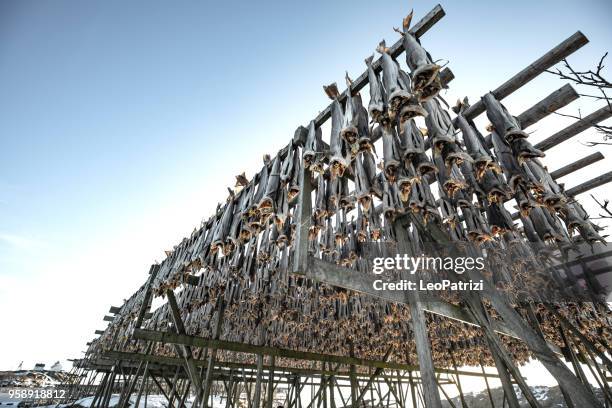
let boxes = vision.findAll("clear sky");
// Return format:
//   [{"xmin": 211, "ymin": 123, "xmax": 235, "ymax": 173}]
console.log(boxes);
[{"xmin": 0, "ymin": 0, "xmax": 611, "ymax": 378}]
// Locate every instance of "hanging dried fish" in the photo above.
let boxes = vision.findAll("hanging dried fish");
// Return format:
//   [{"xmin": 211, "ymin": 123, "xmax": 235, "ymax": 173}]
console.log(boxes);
[
  {"xmin": 365, "ymin": 55, "xmax": 389, "ymax": 125},
  {"xmin": 462, "ymin": 204, "xmax": 492, "ymax": 243},
  {"xmin": 528, "ymin": 206, "xmax": 564, "ymax": 244},
  {"xmin": 482, "ymin": 93, "xmax": 544, "ymax": 164},
  {"xmin": 354, "ymin": 152, "xmax": 373, "ymax": 211},
  {"xmin": 398, "ymin": 119, "xmax": 425, "ymax": 159},
  {"xmin": 397, "ymin": 164, "xmax": 419, "ymax": 203},
  {"xmin": 524, "ymin": 160, "xmax": 565, "ymax": 211},
  {"xmin": 484, "ymin": 201, "xmax": 514, "ymax": 236},
  {"xmin": 338, "ymin": 175, "xmax": 355, "ymax": 211},
  {"xmin": 434, "ymin": 153, "xmax": 466, "ymax": 199},
  {"xmin": 400, "ymin": 10, "xmax": 441, "ymax": 100},
  {"xmin": 211, "ymin": 199, "xmax": 235, "ymax": 254},
  {"xmin": 356, "ymin": 205, "xmax": 369, "ymax": 242},
  {"xmin": 376, "ymin": 40, "xmax": 414, "ymax": 120},
  {"xmin": 490, "ymin": 130, "xmax": 528, "ymax": 192},
  {"xmin": 280, "ymin": 143, "xmax": 296, "ymax": 186},
  {"xmin": 258, "ymin": 155, "xmax": 281, "ymax": 218},
  {"xmin": 314, "ymin": 173, "xmax": 328, "ymax": 221},
  {"xmin": 346, "ymin": 73, "xmax": 373, "ymax": 151},
  {"xmin": 340, "ymin": 75, "xmax": 359, "ymax": 147},
  {"xmin": 424, "ymin": 98, "xmax": 455, "ymax": 149},
  {"xmin": 408, "ymin": 179, "xmax": 439, "ymax": 222},
  {"xmin": 439, "ymin": 195, "xmax": 464, "ymax": 241},
  {"xmin": 326, "ymin": 84, "xmax": 351, "ymax": 178},
  {"xmin": 477, "ymin": 167, "xmax": 510, "ymax": 204},
  {"xmin": 275, "ymin": 184, "xmax": 289, "ymax": 230},
  {"xmin": 456, "ymin": 112, "xmax": 499, "ymax": 180},
  {"xmin": 303, "ymin": 120, "xmax": 324, "ymax": 173},
  {"xmin": 381, "ymin": 125, "xmax": 402, "ymax": 182}
]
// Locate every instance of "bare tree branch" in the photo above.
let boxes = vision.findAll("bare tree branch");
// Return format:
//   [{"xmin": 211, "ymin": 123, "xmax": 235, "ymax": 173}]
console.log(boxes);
[
  {"xmin": 591, "ymin": 194, "xmax": 612, "ymax": 219},
  {"xmin": 547, "ymin": 53, "xmax": 612, "ymax": 144}
]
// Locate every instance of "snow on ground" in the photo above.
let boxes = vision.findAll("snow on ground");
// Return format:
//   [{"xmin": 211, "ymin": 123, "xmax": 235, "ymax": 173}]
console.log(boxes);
[{"xmin": 34, "ymin": 394, "xmax": 228, "ymax": 408}]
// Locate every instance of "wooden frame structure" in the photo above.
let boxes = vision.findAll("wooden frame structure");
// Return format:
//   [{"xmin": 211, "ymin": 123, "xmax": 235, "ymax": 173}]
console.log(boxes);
[{"xmin": 56, "ymin": 5, "xmax": 612, "ymax": 408}]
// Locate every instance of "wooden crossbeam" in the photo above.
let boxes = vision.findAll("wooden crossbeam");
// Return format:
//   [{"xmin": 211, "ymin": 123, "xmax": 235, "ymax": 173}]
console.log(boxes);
[
  {"xmin": 103, "ymin": 315, "xmax": 114, "ymax": 322},
  {"xmin": 459, "ymin": 31, "xmax": 589, "ymax": 121},
  {"xmin": 109, "ymin": 306, "xmax": 122, "ymax": 314},
  {"xmin": 566, "ymin": 171, "xmax": 612, "ymax": 197},
  {"xmin": 550, "ymin": 152, "xmax": 604, "ymax": 179},
  {"xmin": 535, "ymin": 105, "xmax": 612, "ymax": 151},
  {"xmin": 131, "ymin": 329, "xmax": 503, "ymax": 378}
]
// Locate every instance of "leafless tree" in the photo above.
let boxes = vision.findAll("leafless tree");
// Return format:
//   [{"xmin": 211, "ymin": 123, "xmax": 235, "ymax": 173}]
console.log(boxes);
[{"xmin": 547, "ymin": 52, "xmax": 612, "ymax": 145}]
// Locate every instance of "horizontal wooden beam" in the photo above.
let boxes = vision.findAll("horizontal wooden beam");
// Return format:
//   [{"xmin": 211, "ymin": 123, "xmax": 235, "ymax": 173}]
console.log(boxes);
[
  {"xmin": 566, "ymin": 171, "xmax": 612, "ymax": 197},
  {"xmin": 95, "ymin": 330, "xmax": 104, "ymax": 335},
  {"xmin": 103, "ymin": 315, "xmax": 114, "ymax": 322},
  {"xmin": 303, "ymin": 257, "xmax": 518, "ymax": 338},
  {"xmin": 535, "ymin": 105, "xmax": 612, "ymax": 151},
  {"xmin": 461, "ymin": 31, "xmax": 589, "ymax": 121},
  {"xmin": 132, "ymin": 329, "xmax": 504, "ymax": 378},
  {"xmin": 550, "ymin": 152, "xmax": 604, "ymax": 179},
  {"xmin": 109, "ymin": 306, "xmax": 122, "ymax": 314},
  {"xmin": 102, "ymin": 350, "xmax": 501, "ymax": 380}
]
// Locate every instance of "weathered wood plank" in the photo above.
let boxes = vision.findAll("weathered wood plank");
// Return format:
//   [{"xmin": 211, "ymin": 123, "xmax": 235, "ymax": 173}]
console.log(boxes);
[
  {"xmin": 460, "ymin": 31, "xmax": 589, "ymax": 121},
  {"xmin": 304, "ymin": 256, "xmax": 523, "ymax": 342},
  {"xmin": 550, "ymin": 152, "xmax": 604, "ymax": 179},
  {"xmin": 566, "ymin": 171, "xmax": 612, "ymax": 197},
  {"xmin": 109, "ymin": 306, "xmax": 122, "ymax": 314},
  {"xmin": 535, "ymin": 105, "xmax": 612, "ymax": 151}
]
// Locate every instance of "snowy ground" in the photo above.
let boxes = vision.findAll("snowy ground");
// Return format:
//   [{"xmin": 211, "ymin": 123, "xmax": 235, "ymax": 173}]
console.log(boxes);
[{"xmin": 33, "ymin": 394, "xmax": 230, "ymax": 408}]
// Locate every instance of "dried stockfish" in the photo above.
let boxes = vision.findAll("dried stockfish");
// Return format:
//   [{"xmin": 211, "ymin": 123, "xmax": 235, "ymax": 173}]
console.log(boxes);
[
  {"xmin": 327, "ymin": 86, "xmax": 351, "ymax": 178},
  {"xmin": 365, "ymin": 55, "xmax": 388, "ymax": 125},
  {"xmin": 400, "ymin": 10, "xmax": 441, "ymax": 100}
]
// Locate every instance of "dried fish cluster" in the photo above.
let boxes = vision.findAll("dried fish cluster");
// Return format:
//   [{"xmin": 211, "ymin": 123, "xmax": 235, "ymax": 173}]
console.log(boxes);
[{"xmin": 85, "ymin": 9, "xmax": 610, "ymax": 377}]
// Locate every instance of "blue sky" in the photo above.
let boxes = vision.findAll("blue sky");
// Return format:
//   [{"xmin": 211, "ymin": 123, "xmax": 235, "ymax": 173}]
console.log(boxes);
[{"xmin": 0, "ymin": 0, "xmax": 611, "ymax": 373}]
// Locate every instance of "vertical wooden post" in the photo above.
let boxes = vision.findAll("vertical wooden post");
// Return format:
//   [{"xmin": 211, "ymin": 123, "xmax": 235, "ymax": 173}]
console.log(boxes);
[
  {"xmin": 349, "ymin": 343, "xmax": 358, "ymax": 407},
  {"xmin": 408, "ymin": 371, "xmax": 418, "ymax": 408},
  {"xmin": 293, "ymin": 153, "xmax": 312, "ymax": 274},
  {"xmin": 133, "ymin": 362, "xmax": 150, "ymax": 408},
  {"xmin": 487, "ymin": 338, "xmax": 520, "ymax": 408},
  {"xmin": 202, "ymin": 296, "xmax": 226, "ymax": 407},
  {"xmin": 266, "ymin": 356, "xmax": 275, "ymax": 408},
  {"xmin": 394, "ymin": 219, "xmax": 442, "ymax": 408},
  {"xmin": 253, "ymin": 354, "xmax": 264, "ymax": 408},
  {"xmin": 480, "ymin": 362, "xmax": 496, "ymax": 408}
]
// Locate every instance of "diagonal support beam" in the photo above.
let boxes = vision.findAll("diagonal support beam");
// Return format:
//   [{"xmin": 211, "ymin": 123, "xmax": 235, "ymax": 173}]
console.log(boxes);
[{"xmin": 166, "ymin": 289, "xmax": 204, "ymax": 402}]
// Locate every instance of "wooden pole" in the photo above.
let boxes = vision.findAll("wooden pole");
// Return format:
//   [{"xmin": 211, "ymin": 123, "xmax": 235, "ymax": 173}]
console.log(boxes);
[
  {"xmin": 253, "ymin": 354, "xmax": 264, "ymax": 408},
  {"xmin": 459, "ymin": 31, "xmax": 589, "ymax": 121}
]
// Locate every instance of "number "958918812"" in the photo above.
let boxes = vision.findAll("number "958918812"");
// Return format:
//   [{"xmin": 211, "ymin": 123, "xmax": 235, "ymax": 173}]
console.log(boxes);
[{"xmin": 8, "ymin": 389, "xmax": 66, "ymax": 399}]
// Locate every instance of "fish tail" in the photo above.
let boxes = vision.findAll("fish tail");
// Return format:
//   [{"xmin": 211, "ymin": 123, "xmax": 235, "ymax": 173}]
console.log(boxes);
[
  {"xmin": 403, "ymin": 10, "xmax": 413, "ymax": 31},
  {"xmin": 323, "ymin": 82, "xmax": 340, "ymax": 100},
  {"xmin": 376, "ymin": 40, "xmax": 388, "ymax": 54}
]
